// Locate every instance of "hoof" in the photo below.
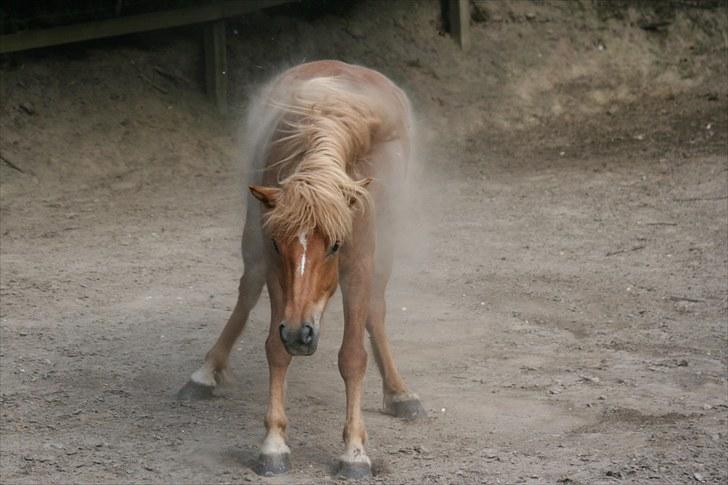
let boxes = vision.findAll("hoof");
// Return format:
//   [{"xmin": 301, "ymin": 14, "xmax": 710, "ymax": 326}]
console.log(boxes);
[
  {"xmin": 176, "ymin": 380, "xmax": 215, "ymax": 400},
  {"xmin": 256, "ymin": 453, "xmax": 290, "ymax": 476},
  {"xmin": 337, "ymin": 460, "xmax": 371, "ymax": 480},
  {"xmin": 389, "ymin": 399, "xmax": 427, "ymax": 421}
]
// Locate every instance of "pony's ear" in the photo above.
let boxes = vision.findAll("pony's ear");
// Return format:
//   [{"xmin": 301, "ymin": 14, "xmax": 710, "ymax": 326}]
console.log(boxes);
[
  {"xmin": 249, "ymin": 185, "xmax": 279, "ymax": 208},
  {"xmin": 349, "ymin": 177, "xmax": 374, "ymax": 207}
]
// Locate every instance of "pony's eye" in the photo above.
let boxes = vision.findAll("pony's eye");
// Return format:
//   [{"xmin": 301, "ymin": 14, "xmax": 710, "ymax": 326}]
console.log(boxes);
[
  {"xmin": 329, "ymin": 241, "xmax": 341, "ymax": 254},
  {"xmin": 272, "ymin": 239, "xmax": 280, "ymax": 254}
]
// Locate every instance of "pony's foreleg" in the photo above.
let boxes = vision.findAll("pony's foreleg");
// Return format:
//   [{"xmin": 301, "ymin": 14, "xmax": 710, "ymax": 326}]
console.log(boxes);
[
  {"xmin": 367, "ymin": 284, "xmax": 427, "ymax": 420},
  {"xmin": 336, "ymin": 257, "xmax": 373, "ymax": 479},
  {"xmin": 177, "ymin": 222, "xmax": 265, "ymax": 399},
  {"xmin": 257, "ymin": 276, "xmax": 292, "ymax": 476}
]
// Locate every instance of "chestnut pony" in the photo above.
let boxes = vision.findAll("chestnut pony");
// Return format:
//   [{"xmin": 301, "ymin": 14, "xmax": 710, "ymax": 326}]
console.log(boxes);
[{"xmin": 178, "ymin": 60, "xmax": 425, "ymax": 478}]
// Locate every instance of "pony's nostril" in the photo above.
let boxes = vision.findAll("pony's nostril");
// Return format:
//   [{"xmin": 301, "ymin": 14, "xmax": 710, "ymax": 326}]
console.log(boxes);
[
  {"xmin": 300, "ymin": 324, "xmax": 314, "ymax": 345},
  {"xmin": 279, "ymin": 324, "xmax": 289, "ymax": 343}
]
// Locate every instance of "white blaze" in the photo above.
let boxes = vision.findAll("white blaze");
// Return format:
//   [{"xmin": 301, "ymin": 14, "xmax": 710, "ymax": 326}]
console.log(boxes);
[{"xmin": 298, "ymin": 231, "xmax": 308, "ymax": 276}]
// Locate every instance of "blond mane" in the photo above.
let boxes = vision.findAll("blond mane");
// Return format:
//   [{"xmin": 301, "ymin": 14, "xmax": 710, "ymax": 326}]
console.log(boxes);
[{"xmin": 260, "ymin": 76, "xmax": 399, "ymax": 242}]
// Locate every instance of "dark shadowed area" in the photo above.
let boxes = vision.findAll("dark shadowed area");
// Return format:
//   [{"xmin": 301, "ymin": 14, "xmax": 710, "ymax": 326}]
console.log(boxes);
[{"xmin": 1, "ymin": 1, "xmax": 727, "ymax": 484}]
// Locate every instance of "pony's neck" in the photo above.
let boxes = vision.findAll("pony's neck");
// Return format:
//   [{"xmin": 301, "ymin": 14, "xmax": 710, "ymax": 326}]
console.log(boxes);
[{"xmin": 296, "ymin": 114, "xmax": 371, "ymax": 179}]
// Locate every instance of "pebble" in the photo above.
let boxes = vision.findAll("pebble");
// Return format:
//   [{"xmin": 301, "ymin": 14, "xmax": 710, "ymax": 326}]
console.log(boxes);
[
  {"xmin": 580, "ymin": 375, "xmax": 600, "ymax": 384},
  {"xmin": 19, "ymin": 102, "xmax": 35, "ymax": 115}
]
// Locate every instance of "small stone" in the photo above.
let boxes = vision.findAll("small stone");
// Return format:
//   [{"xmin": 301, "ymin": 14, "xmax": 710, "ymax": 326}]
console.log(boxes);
[
  {"xmin": 19, "ymin": 102, "xmax": 35, "ymax": 115},
  {"xmin": 702, "ymin": 404, "xmax": 712, "ymax": 410},
  {"xmin": 693, "ymin": 472, "xmax": 705, "ymax": 482},
  {"xmin": 346, "ymin": 26, "xmax": 365, "ymax": 40},
  {"xmin": 675, "ymin": 301, "xmax": 691, "ymax": 313},
  {"xmin": 580, "ymin": 375, "xmax": 600, "ymax": 384}
]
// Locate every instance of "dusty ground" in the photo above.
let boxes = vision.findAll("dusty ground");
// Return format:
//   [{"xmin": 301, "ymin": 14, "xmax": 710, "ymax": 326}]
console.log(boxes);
[{"xmin": 1, "ymin": 1, "xmax": 727, "ymax": 484}]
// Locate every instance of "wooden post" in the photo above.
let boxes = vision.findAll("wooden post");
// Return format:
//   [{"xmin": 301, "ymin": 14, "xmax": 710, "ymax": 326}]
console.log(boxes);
[
  {"xmin": 203, "ymin": 20, "xmax": 228, "ymax": 114},
  {"xmin": 448, "ymin": 0, "xmax": 470, "ymax": 50}
]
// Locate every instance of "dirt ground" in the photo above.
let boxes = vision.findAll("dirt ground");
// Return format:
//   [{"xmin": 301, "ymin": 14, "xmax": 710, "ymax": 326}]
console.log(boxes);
[{"xmin": 1, "ymin": 1, "xmax": 727, "ymax": 484}]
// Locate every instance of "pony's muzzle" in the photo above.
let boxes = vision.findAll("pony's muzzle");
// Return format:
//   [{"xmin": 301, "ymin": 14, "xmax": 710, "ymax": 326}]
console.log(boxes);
[{"xmin": 279, "ymin": 321, "xmax": 319, "ymax": 356}]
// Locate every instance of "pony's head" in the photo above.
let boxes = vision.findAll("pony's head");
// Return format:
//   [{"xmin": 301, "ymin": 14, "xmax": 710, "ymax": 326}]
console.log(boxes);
[{"xmin": 249, "ymin": 176, "xmax": 372, "ymax": 356}]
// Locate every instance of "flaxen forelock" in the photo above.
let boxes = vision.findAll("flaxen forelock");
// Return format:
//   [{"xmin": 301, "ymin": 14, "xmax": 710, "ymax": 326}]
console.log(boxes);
[{"xmin": 261, "ymin": 76, "xmax": 397, "ymax": 242}]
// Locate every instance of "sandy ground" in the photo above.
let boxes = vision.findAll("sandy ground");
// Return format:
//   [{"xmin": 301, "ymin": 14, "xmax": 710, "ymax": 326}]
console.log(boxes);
[{"xmin": 1, "ymin": 1, "xmax": 727, "ymax": 484}]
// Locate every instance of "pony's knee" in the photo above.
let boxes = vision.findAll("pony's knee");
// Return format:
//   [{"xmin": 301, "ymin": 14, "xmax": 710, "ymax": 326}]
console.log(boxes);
[
  {"xmin": 338, "ymin": 344, "xmax": 367, "ymax": 379},
  {"xmin": 265, "ymin": 335, "xmax": 291, "ymax": 367}
]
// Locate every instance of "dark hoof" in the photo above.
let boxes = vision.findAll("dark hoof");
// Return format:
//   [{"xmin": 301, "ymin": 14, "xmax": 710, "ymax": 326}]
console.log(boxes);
[
  {"xmin": 256, "ymin": 453, "xmax": 290, "ymax": 476},
  {"xmin": 391, "ymin": 399, "xmax": 427, "ymax": 421},
  {"xmin": 337, "ymin": 460, "xmax": 371, "ymax": 480},
  {"xmin": 176, "ymin": 380, "xmax": 215, "ymax": 400}
]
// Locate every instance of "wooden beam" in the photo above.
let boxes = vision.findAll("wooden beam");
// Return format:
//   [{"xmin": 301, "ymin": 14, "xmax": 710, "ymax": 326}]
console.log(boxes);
[
  {"xmin": 0, "ymin": 0, "xmax": 292, "ymax": 54},
  {"xmin": 204, "ymin": 20, "xmax": 228, "ymax": 115},
  {"xmin": 448, "ymin": 0, "xmax": 470, "ymax": 50}
]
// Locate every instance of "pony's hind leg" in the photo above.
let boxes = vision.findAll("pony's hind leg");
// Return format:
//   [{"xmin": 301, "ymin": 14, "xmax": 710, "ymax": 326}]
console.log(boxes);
[
  {"xmin": 367, "ymin": 256, "xmax": 427, "ymax": 420},
  {"xmin": 177, "ymin": 219, "xmax": 265, "ymax": 399}
]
